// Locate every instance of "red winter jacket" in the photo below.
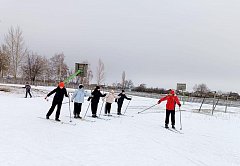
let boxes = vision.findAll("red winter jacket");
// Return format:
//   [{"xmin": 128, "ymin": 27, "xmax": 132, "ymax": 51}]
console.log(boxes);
[{"xmin": 158, "ymin": 95, "xmax": 181, "ymax": 111}]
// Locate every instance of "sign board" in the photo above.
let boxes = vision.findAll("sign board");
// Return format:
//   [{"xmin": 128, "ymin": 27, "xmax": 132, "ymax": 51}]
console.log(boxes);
[
  {"xmin": 75, "ymin": 63, "xmax": 88, "ymax": 77},
  {"xmin": 177, "ymin": 83, "xmax": 186, "ymax": 91}
]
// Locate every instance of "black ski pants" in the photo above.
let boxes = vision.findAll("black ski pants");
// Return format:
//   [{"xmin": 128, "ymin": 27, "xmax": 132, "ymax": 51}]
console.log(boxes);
[
  {"xmin": 46, "ymin": 100, "xmax": 62, "ymax": 119},
  {"xmin": 105, "ymin": 102, "xmax": 112, "ymax": 114},
  {"xmin": 117, "ymin": 102, "xmax": 123, "ymax": 114},
  {"xmin": 74, "ymin": 103, "xmax": 82, "ymax": 116},
  {"xmin": 165, "ymin": 110, "xmax": 175, "ymax": 126},
  {"xmin": 25, "ymin": 90, "xmax": 32, "ymax": 98},
  {"xmin": 91, "ymin": 102, "xmax": 99, "ymax": 115}
]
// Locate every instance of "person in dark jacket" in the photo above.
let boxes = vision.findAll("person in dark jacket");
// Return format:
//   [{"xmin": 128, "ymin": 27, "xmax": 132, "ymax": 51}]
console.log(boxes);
[
  {"xmin": 45, "ymin": 82, "xmax": 69, "ymax": 121},
  {"xmin": 90, "ymin": 86, "xmax": 106, "ymax": 118},
  {"xmin": 24, "ymin": 82, "xmax": 32, "ymax": 98},
  {"xmin": 157, "ymin": 89, "xmax": 181, "ymax": 129},
  {"xmin": 117, "ymin": 90, "xmax": 131, "ymax": 115}
]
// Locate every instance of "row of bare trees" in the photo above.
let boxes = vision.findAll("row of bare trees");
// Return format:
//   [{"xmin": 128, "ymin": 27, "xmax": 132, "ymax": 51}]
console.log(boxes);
[
  {"xmin": 0, "ymin": 27, "xmax": 86, "ymax": 85},
  {"xmin": 0, "ymin": 26, "xmax": 133, "ymax": 88}
]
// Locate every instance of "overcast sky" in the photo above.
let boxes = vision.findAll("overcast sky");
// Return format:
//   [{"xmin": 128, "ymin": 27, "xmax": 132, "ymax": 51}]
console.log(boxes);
[{"xmin": 1, "ymin": 0, "xmax": 240, "ymax": 92}]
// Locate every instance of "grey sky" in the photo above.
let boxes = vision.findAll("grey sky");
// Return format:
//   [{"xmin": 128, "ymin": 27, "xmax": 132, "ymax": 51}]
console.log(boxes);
[{"xmin": 1, "ymin": 0, "xmax": 240, "ymax": 92}]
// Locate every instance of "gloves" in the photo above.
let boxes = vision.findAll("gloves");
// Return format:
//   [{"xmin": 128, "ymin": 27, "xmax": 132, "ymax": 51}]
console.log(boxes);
[
  {"xmin": 87, "ymin": 97, "xmax": 92, "ymax": 101},
  {"xmin": 45, "ymin": 96, "xmax": 48, "ymax": 101},
  {"xmin": 157, "ymin": 101, "xmax": 161, "ymax": 104},
  {"xmin": 71, "ymin": 100, "xmax": 73, "ymax": 102},
  {"xmin": 129, "ymin": 98, "xmax": 132, "ymax": 100},
  {"xmin": 115, "ymin": 99, "xmax": 118, "ymax": 102},
  {"xmin": 178, "ymin": 104, "xmax": 181, "ymax": 107}
]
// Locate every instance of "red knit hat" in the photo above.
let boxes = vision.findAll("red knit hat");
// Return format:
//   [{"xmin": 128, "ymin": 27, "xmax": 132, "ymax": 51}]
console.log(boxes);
[
  {"xmin": 59, "ymin": 82, "xmax": 65, "ymax": 88},
  {"xmin": 170, "ymin": 89, "xmax": 175, "ymax": 95}
]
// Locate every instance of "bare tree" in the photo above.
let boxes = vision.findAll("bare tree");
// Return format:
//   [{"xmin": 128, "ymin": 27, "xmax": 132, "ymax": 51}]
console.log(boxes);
[
  {"xmin": 122, "ymin": 71, "xmax": 126, "ymax": 89},
  {"xmin": 193, "ymin": 83, "xmax": 210, "ymax": 95},
  {"xmin": 41, "ymin": 58, "xmax": 52, "ymax": 84},
  {"xmin": 84, "ymin": 67, "xmax": 93, "ymax": 85},
  {"xmin": 125, "ymin": 80, "xmax": 134, "ymax": 89},
  {"xmin": 21, "ymin": 52, "xmax": 45, "ymax": 83},
  {"xmin": 4, "ymin": 26, "xmax": 27, "ymax": 79},
  {"xmin": 96, "ymin": 58, "xmax": 104, "ymax": 85},
  {"xmin": 50, "ymin": 53, "xmax": 68, "ymax": 82},
  {"xmin": 0, "ymin": 44, "xmax": 10, "ymax": 77}
]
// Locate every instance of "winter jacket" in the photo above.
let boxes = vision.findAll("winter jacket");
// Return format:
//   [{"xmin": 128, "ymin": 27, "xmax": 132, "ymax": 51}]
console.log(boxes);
[
  {"xmin": 91, "ymin": 89, "xmax": 106, "ymax": 103},
  {"xmin": 47, "ymin": 87, "xmax": 68, "ymax": 103},
  {"xmin": 71, "ymin": 88, "xmax": 85, "ymax": 103},
  {"xmin": 117, "ymin": 93, "xmax": 131, "ymax": 104},
  {"xmin": 158, "ymin": 95, "xmax": 181, "ymax": 111},
  {"xmin": 105, "ymin": 92, "xmax": 118, "ymax": 104},
  {"xmin": 25, "ymin": 84, "xmax": 31, "ymax": 92}
]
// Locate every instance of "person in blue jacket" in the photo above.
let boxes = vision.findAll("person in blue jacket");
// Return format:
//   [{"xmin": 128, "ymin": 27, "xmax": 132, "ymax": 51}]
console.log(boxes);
[{"xmin": 71, "ymin": 84, "xmax": 85, "ymax": 119}]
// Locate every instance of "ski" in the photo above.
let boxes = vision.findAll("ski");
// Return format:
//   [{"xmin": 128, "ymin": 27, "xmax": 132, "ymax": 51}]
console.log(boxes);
[
  {"xmin": 161, "ymin": 126, "xmax": 183, "ymax": 134},
  {"xmin": 112, "ymin": 113, "xmax": 134, "ymax": 117},
  {"xmin": 38, "ymin": 117, "xmax": 76, "ymax": 126},
  {"xmin": 102, "ymin": 114, "xmax": 120, "ymax": 118},
  {"xmin": 65, "ymin": 116, "xmax": 95, "ymax": 122},
  {"xmin": 87, "ymin": 116, "xmax": 111, "ymax": 121}
]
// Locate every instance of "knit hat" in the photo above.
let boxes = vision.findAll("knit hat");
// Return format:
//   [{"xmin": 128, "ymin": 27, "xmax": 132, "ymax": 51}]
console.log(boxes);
[
  {"xmin": 170, "ymin": 89, "xmax": 175, "ymax": 95},
  {"xmin": 59, "ymin": 82, "xmax": 65, "ymax": 88},
  {"xmin": 96, "ymin": 86, "xmax": 100, "ymax": 90},
  {"xmin": 79, "ymin": 84, "xmax": 84, "ymax": 89},
  {"xmin": 122, "ymin": 90, "xmax": 125, "ymax": 92}
]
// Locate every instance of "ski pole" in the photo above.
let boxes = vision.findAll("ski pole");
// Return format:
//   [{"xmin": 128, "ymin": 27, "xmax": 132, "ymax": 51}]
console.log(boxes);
[
  {"xmin": 68, "ymin": 95, "xmax": 72, "ymax": 122},
  {"xmin": 138, "ymin": 103, "xmax": 158, "ymax": 114},
  {"xmin": 99, "ymin": 100, "xmax": 105, "ymax": 117},
  {"xmin": 179, "ymin": 107, "xmax": 182, "ymax": 130},
  {"xmin": 83, "ymin": 101, "xmax": 91, "ymax": 119},
  {"xmin": 123, "ymin": 99, "xmax": 131, "ymax": 115},
  {"xmin": 62, "ymin": 101, "xmax": 70, "ymax": 104}
]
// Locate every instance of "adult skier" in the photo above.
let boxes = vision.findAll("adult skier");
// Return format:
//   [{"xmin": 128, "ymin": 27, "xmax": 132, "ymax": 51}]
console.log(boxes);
[
  {"xmin": 157, "ymin": 89, "xmax": 181, "ymax": 129},
  {"xmin": 117, "ymin": 90, "xmax": 131, "ymax": 115},
  {"xmin": 71, "ymin": 84, "xmax": 85, "ymax": 119},
  {"xmin": 24, "ymin": 82, "xmax": 32, "ymax": 98},
  {"xmin": 89, "ymin": 86, "xmax": 106, "ymax": 118},
  {"xmin": 45, "ymin": 82, "xmax": 69, "ymax": 121},
  {"xmin": 104, "ymin": 90, "xmax": 118, "ymax": 116}
]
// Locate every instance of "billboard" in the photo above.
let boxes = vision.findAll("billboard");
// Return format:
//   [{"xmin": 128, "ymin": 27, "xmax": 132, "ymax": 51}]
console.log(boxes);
[
  {"xmin": 177, "ymin": 83, "xmax": 186, "ymax": 91},
  {"xmin": 75, "ymin": 63, "xmax": 88, "ymax": 77}
]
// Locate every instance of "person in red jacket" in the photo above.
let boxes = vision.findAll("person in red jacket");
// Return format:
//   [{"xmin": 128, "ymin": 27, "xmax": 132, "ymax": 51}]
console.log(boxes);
[{"xmin": 157, "ymin": 89, "xmax": 181, "ymax": 129}]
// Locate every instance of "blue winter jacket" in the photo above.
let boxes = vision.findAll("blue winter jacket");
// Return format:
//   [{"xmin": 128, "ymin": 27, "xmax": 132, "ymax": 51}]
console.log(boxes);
[{"xmin": 71, "ymin": 88, "xmax": 85, "ymax": 103}]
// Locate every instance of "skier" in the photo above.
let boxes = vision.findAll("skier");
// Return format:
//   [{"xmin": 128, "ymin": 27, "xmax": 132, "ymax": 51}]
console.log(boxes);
[
  {"xmin": 89, "ymin": 86, "xmax": 106, "ymax": 118},
  {"xmin": 116, "ymin": 90, "xmax": 131, "ymax": 115},
  {"xmin": 71, "ymin": 84, "xmax": 85, "ymax": 119},
  {"xmin": 104, "ymin": 90, "xmax": 119, "ymax": 116},
  {"xmin": 24, "ymin": 82, "xmax": 32, "ymax": 98},
  {"xmin": 45, "ymin": 82, "xmax": 69, "ymax": 121},
  {"xmin": 157, "ymin": 89, "xmax": 181, "ymax": 129}
]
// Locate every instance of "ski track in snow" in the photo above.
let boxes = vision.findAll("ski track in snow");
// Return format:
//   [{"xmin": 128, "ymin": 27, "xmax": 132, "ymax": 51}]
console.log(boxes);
[{"xmin": 0, "ymin": 83, "xmax": 240, "ymax": 166}]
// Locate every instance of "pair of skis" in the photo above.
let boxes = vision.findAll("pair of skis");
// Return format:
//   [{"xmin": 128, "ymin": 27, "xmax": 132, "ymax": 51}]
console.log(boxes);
[
  {"xmin": 162, "ymin": 126, "xmax": 183, "ymax": 134},
  {"xmin": 37, "ymin": 117, "xmax": 76, "ymax": 126}
]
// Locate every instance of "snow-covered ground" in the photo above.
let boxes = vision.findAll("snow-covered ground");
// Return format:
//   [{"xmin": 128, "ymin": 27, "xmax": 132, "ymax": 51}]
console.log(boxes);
[{"xmin": 0, "ymin": 83, "xmax": 240, "ymax": 166}]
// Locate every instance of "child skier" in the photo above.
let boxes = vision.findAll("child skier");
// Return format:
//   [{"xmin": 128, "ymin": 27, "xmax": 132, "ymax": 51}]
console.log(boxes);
[
  {"xmin": 104, "ymin": 90, "xmax": 118, "ymax": 116},
  {"xmin": 71, "ymin": 84, "xmax": 85, "ymax": 119},
  {"xmin": 45, "ymin": 82, "xmax": 69, "ymax": 121},
  {"xmin": 116, "ymin": 90, "xmax": 131, "ymax": 115},
  {"xmin": 157, "ymin": 89, "xmax": 181, "ymax": 129},
  {"xmin": 24, "ymin": 82, "xmax": 32, "ymax": 98},
  {"xmin": 90, "ymin": 86, "xmax": 106, "ymax": 118}
]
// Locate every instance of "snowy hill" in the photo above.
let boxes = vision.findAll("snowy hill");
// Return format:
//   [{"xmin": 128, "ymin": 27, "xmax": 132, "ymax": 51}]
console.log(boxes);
[{"xmin": 0, "ymin": 84, "xmax": 240, "ymax": 166}]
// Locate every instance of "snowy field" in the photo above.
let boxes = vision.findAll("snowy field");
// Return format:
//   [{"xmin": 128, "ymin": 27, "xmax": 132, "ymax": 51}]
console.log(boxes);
[{"xmin": 0, "ymin": 83, "xmax": 240, "ymax": 166}]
